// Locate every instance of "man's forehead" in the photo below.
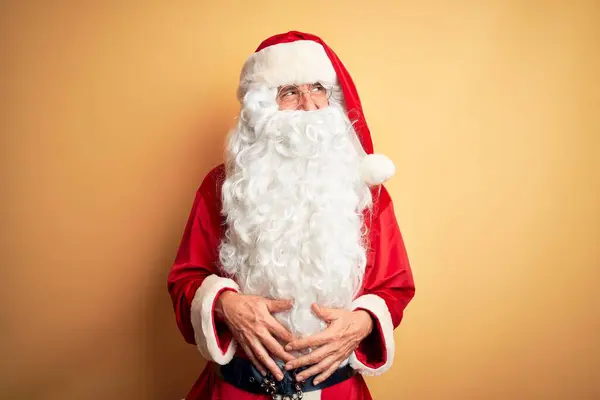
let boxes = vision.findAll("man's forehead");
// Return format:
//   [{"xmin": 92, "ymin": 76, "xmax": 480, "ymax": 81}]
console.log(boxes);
[{"xmin": 279, "ymin": 82, "xmax": 323, "ymax": 88}]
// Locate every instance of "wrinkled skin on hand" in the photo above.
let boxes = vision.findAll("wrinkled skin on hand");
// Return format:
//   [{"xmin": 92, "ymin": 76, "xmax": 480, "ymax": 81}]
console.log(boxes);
[
  {"xmin": 215, "ymin": 291, "xmax": 297, "ymax": 381},
  {"xmin": 284, "ymin": 304, "xmax": 373, "ymax": 384}
]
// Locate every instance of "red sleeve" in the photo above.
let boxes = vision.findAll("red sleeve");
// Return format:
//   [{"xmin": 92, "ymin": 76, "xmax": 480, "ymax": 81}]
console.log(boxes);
[
  {"xmin": 349, "ymin": 185, "xmax": 416, "ymax": 375},
  {"xmin": 167, "ymin": 165, "xmax": 239, "ymax": 364}
]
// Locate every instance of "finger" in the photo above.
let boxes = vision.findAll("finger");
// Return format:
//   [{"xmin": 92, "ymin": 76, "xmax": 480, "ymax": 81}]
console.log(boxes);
[
  {"xmin": 249, "ymin": 336, "xmax": 284, "ymax": 381},
  {"xmin": 239, "ymin": 341, "xmax": 266, "ymax": 377},
  {"xmin": 295, "ymin": 355, "xmax": 338, "ymax": 383},
  {"xmin": 285, "ymin": 343, "xmax": 334, "ymax": 370},
  {"xmin": 312, "ymin": 303, "xmax": 339, "ymax": 322},
  {"xmin": 285, "ymin": 326, "xmax": 337, "ymax": 351},
  {"xmin": 265, "ymin": 315, "xmax": 295, "ymax": 343},
  {"xmin": 266, "ymin": 298, "xmax": 294, "ymax": 313},
  {"xmin": 257, "ymin": 329, "xmax": 295, "ymax": 363},
  {"xmin": 313, "ymin": 359, "xmax": 342, "ymax": 385}
]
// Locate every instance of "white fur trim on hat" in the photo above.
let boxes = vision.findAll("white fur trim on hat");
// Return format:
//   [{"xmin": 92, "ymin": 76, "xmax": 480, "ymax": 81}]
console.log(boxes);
[
  {"xmin": 190, "ymin": 274, "xmax": 239, "ymax": 365},
  {"xmin": 238, "ymin": 40, "xmax": 337, "ymax": 100},
  {"xmin": 360, "ymin": 154, "xmax": 396, "ymax": 186},
  {"xmin": 349, "ymin": 294, "xmax": 395, "ymax": 376}
]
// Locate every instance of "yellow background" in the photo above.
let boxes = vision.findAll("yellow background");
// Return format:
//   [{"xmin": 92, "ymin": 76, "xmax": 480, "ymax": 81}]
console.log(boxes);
[{"xmin": 2, "ymin": 1, "xmax": 599, "ymax": 399}]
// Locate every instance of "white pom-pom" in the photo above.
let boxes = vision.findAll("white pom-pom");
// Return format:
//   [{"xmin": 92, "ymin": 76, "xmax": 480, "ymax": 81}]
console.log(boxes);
[{"xmin": 359, "ymin": 154, "xmax": 396, "ymax": 186}]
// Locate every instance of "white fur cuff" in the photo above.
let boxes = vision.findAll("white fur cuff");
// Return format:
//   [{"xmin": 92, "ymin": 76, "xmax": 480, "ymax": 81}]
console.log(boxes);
[
  {"xmin": 349, "ymin": 294, "xmax": 395, "ymax": 376},
  {"xmin": 190, "ymin": 274, "xmax": 239, "ymax": 365}
]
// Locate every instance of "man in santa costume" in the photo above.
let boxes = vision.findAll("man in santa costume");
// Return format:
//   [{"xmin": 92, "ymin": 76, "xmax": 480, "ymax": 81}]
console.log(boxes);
[{"xmin": 168, "ymin": 31, "xmax": 415, "ymax": 400}]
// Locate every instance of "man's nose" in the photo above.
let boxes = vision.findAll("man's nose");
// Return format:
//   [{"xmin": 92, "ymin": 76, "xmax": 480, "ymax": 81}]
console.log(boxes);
[{"xmin": 298, "ymin": 92, "xmax": 317, "ymax": 111}]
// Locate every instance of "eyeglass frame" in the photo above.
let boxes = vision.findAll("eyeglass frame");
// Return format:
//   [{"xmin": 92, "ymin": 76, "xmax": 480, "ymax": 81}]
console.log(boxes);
[{"xmin": 275, "ymin": 82, "xmax": 336, "ymax": 110}]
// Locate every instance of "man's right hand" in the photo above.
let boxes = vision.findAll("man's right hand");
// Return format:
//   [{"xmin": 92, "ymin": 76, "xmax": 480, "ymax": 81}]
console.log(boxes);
[{"xmin": 215, "ymin": 291, "xmax": 296, "ymax": 381}]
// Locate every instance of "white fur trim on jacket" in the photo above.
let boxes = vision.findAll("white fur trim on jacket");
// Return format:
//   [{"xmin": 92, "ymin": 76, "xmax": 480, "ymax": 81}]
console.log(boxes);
[
  {"xmin": 190, "ymin": 274, "xmax": 239, "ymax": 365},
  {"xmin": 349, "ymin": 294, "xmax": 395, "ymax": 376},
  {"xmin": 238, "ymin": 40, "xmax": 337, "ymax": 100}
]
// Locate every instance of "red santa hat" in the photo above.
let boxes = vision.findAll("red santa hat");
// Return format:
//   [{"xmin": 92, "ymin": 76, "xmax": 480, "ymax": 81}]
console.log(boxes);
[{"xmin": 237, "ymin": 31, "xmax": 395, "ymax": 186}]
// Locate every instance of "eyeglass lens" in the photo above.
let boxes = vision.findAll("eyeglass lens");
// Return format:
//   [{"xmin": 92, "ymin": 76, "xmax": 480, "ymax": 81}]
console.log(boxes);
[{"xmin": 277, "ymin": 83, "xmax": 331, "ymax": 109}]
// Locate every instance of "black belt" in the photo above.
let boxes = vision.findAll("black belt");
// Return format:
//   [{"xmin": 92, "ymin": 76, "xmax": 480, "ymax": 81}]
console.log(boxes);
[{"xmin": 216, "ymin": 356, "xmax": 356, "ymax": 399}]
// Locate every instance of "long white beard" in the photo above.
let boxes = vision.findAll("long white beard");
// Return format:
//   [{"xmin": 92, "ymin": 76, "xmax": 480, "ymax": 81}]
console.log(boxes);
[{"xmin": 219, "ymin": 93, "xmax": 372, "ymax": 340}]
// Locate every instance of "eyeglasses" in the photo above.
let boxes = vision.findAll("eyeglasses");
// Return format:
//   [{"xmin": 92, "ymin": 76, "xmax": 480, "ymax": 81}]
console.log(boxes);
[{"xmin": 276, "ymin": 82, "xmax": 333, "ymax": 110}]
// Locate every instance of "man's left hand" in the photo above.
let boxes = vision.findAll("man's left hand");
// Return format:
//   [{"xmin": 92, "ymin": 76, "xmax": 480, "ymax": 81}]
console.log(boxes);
[{"xmin": 283, "ymin": 303, "xmax": 373, "ymax": 384}]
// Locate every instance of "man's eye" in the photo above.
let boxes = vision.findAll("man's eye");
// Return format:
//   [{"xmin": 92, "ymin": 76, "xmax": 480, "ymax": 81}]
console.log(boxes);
[
  {"xmin": 279, "ymin": 86, "xmax": 298, "ymax": 97},
  {"xmin": 311, "ymin": 83, "xmax": 325, "ymax": 92}
]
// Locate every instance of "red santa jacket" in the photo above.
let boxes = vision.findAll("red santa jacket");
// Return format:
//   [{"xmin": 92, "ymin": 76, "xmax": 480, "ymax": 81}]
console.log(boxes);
[{"xmin": 167, "ymin": 164, "xmax": 415, "ymax": 375}]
